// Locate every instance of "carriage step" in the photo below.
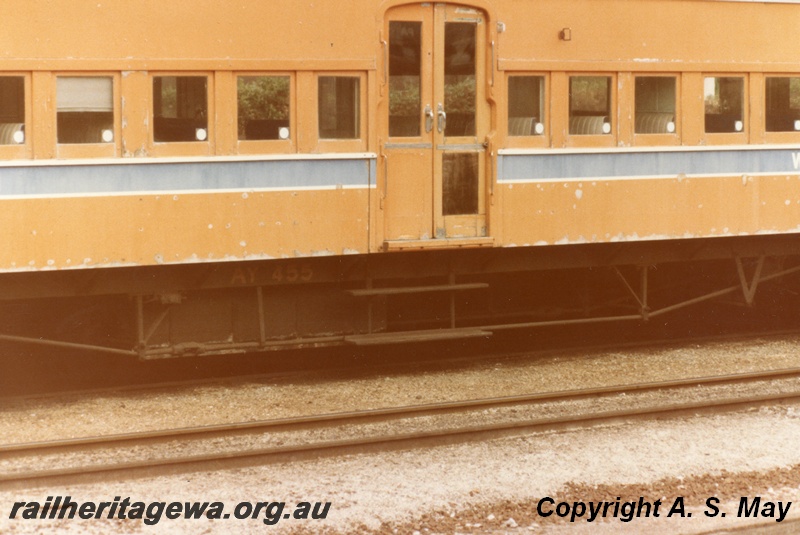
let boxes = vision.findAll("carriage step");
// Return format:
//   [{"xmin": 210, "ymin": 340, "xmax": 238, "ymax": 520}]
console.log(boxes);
[
  {"xmin": 383, "ymin": 237, "xmax": 494, "ymax": 251},
  {"xmin": 345, "ymin": 327, "xmax": 491, "ymax": 345},
  {"xmin": 347, "ymin": 282, "xmax": 488, "ymax": 297}
]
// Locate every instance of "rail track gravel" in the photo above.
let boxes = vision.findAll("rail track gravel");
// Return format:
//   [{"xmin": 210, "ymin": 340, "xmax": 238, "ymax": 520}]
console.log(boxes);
[
  {"xmin": 5, "ymin": 334, "xmax": 800, "ymax": 534},
  {"xmin": 4, "ymin": 365, "xmax": 800, "ymax": 488}
]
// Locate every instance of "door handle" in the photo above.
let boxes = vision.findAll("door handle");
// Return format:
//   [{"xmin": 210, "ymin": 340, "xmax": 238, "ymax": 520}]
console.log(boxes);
[
  {"xmin": 437, "ymin": 103, "xmax": 447, "ymax": 134},
  {"xmin": 424, "ymin": 104, "xmax": 434, "ymax": 133}
]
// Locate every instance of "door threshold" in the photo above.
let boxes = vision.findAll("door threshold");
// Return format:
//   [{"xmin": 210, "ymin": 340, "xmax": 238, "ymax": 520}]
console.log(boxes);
[{"xmin": 383, "ymin": 237, "xmax": 494, "ymax": 251}]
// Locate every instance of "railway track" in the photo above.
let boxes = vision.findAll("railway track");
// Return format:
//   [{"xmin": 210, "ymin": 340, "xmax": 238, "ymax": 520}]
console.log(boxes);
[
  {"xmin": 704, "ymin": 517, "xmax": 800, "ymax": 534},
  {"xmin": 4, "ymin": 365, "xmax": 800, "ymax": 489}
]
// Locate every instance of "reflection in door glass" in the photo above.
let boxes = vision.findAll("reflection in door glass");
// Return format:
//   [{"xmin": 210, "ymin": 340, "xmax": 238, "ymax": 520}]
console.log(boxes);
[
  {"xmin": 444, "ymin": 22, "xmax": 475, "ymax": 137},
  {"xmin": 443, "ymin": 152, "xmax": 478, "ymax": 215},
  {"xmin": 389, "ymin": 21, "xmax": 421, "ymax": 137}
]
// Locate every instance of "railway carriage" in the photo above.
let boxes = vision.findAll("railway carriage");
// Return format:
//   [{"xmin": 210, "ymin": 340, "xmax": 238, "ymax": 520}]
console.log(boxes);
[{"xmin": 2, "ymin": 0, "xmax": 800, "ymax": 358}]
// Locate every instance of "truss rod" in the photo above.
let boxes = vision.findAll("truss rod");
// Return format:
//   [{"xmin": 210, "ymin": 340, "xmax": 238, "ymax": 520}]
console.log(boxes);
[{"xmin": 0, "ymin": 333, "xmax": 136, "ymax": 357}]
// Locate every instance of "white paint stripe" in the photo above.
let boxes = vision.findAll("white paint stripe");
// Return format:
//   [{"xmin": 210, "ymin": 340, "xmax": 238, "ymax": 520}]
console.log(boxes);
[
  {"xmin": 0, "ymin": 152, "xmax": 378, "ymax": 169},
  {"xmin": 498, "ymin": 144, "xmax": 800, "ymax": 156},
  {"xmin": 498, "ymin": 172, "xmax": 800, "ymax": 184},
  {"xmin": 0, "ymin": 184, "xmax": 376, "ymax": 201}
]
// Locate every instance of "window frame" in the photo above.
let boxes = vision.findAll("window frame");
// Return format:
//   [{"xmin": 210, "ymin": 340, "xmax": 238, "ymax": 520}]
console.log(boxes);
[
  {"xmin": 702, "ymin": 73, "xmax": 748, "ymax": 145},
  {"xmin": 313, "ymin": 71, "xmax": 367, "ymax": 153},
  {"xmin": 565, "ymin": 73, "xmax": 616, "ymax": 148},
  {"xmin": 0, "ymin": 73, "xmax": 31, "ymax": 160},
  {"xmin": 504, "ymin": 73, "xmax": 549, "ymax": 149},
  {"xmin": 764, "ymin": 74, "xmax": 800, "ymax": 145},
  {"xmin": 149, "ymin": 72, "xmax": 214, "ymax": 157},
  {"xmin": 236, "ymin": 72, "xmax": 296, "ymax": 155},
  {"xmin": 55, "ymin": 73, "xmax": 120, "ymax": 159},
  {"xmin": 632, "ymin": 74, "xmax": 681, "ymax": 147}
]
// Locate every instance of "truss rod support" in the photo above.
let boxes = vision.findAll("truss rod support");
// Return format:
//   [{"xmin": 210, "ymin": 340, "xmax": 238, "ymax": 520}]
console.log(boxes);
[
  {"xmin": 257, "ymin": 286, "xmax": 267, "ymax": 346},
  {"xmin": 136, "ymin": 294, "xmax": 146, "ymax": 358},
  {"xmin": 735, "ymin": 256, "xmax": 765, "ymax": 306},
  {"xmin": 613, "ymin": 265, "xmax": 650, "ymax": 321},
  {"xmin": 641, "ymin": 265, "xmax": 650, "ymax": 322}
]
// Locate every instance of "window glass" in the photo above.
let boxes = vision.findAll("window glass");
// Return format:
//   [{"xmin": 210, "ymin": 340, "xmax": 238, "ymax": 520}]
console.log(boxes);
[
  {"xmin": 766, "ymin": 77, "xmax": 800, "ymax": 132},
  {"xmin": 635, "ymin": 77, "xmax": 676, "ymax": 134},
  {"xmin": 704, "ymin": 77, "xmax": 744, "ymax": 133},
  {"xmin": 318, "ymin": 76, "xmax": 360, "ymax": 139},
  {"xmin": 0, "ymin": 76, "xmax": 24, "ymax": 145},
  {"xmin": 389, "ymin": 21, "xmax": 422, "ymax": 137},
  {"xmin": 442, "ymin": 152, "xmax": 478, "ymax": 216},
  {"xmin": 569, "ymin": 76, "xmax": 611, "ymax": 135},
  {"xmin": 237, "ymin": 76, "xmax": 290, "ymax": 141},
  {"xmin": 153, "ymin": 76, "xmax": 208, "ymax": 142},
  {"xmin": 444, "ymin": 22, "xmax": 476, "ymax": 137},
  {"xmin": 57, "ymin": 77, "xmax": 113, "ymax": 144},
  {"xmin": 508, "ymin": 76, "xmax": 545, "ymax": 136}
]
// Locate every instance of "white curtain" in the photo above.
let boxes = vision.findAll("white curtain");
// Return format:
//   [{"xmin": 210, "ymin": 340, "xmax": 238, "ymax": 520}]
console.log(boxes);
[{"xmin": 57, "ymin": 77, "xmax": 113, "ymax": 112}]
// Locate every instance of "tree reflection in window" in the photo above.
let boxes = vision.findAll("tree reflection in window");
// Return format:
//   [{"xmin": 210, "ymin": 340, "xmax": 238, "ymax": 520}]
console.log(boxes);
[{"xmin": 238, "ymin": 76, "xmax": 290, "ymax": 141}]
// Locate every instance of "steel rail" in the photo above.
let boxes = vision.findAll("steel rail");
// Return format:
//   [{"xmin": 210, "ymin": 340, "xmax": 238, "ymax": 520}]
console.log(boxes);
[
  {"xmin": 698, "ymin": 517, "xmax": 800, "ymax": 534},
  {"xmin": 3, "ymin": 366, "xmax": 800, "ymax": 486},
  {"xmin": 5, "ymin": 364, "xmax": 800, "ymax": 456},
  {"xmin": 3, "ymin": 390, "xmax": 800, "ymax": 487}
]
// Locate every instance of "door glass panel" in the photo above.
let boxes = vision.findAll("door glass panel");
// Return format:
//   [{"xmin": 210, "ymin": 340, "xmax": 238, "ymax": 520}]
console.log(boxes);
[
  {"xmin": 442, "ymin": 152, "xmax": 478, "ymax": 215},
  {"xmin": 389, "ymin": 21, "xmax": 422, "ymax": 137},
  {"xmin": 444, "ymin": 22, "xmax": 475, "ymax": 137}
]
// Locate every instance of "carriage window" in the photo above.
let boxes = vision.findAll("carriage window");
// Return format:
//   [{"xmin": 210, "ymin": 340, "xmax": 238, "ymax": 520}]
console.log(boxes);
[
  {"xmin": 508, "ymin": 76, "xmax": 545, "ymax": 136},
  {"xmin": 635, "ymin": 77, "xmax": 676, "ymax": 134},
  {"xmin": 318, "ymin": 76, "xmax": 360, "ymax": 139},
  {"xmin": 704, "ymin": 77, "xmax": 744, "ymax": 133},
  {"xmin": 153, "ymin": 76, "xmax": 208, "ymax": 142},
  {"xmin": 237, "ymin": 76, "xmax": 290, "ymax": 141},
  {"xmin": 444, "ymin": 22, "xmax": 476, "ymax": 137},
  {"xmin": 766, "ymin": 77, "xmax": 800, "ymax": 132},
  {"xmin": 57, "ymin": 77, "xmax": 113, "ymax": 144},
  {"xmin": 0, "ymin": 76, "xmax": 25, "ymax": 145},
  {"xmin": 569, "ymin": 76, "xmax": 612, "ymax": 135},
  {"xmin": 389, "ymin": 21, "xmax": 422, "ymax": 137}
]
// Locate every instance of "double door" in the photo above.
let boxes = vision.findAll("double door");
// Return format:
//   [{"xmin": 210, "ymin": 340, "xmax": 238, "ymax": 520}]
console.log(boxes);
[{"xmin": 383, "ymin": 4, "xmax": 489, "ymax": 242}]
